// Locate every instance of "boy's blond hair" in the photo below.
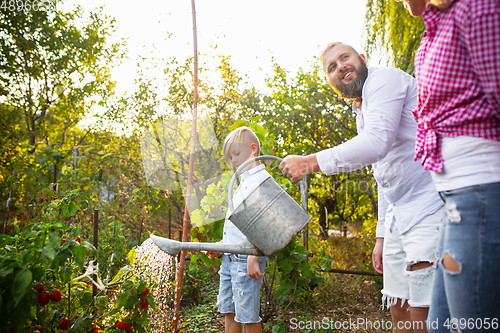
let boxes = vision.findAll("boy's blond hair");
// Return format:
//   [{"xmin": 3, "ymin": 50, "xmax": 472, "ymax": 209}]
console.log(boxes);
[{"xmin": 222, "ymin": 126, "xmax": 261, "ymax": 167}]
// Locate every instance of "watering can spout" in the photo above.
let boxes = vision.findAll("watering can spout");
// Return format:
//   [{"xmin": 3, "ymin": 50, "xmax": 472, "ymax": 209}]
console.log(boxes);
[{"xmin": 150, "ymin": 234, "xmax": 264, "ymax": 257}]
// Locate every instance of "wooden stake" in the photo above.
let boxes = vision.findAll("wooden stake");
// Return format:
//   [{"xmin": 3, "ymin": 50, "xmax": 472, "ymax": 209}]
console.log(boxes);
[
  {"xmin": 53, "ymin": 163, "xmax": 57, "ymax": 192},
  {"xmin": 168, "ymin": 208, "xmax": 171, "ymax": 239},
  {"xmin": 138, "ymin": 219, "xmax": 143, "ymax": 247},
  {"xmin": 93, "ymin": 209, "xmax": 99, "ymax": 299},
  {"xmin": 171, "ymin": 0, "xmax": 199, "ymax": 331}
]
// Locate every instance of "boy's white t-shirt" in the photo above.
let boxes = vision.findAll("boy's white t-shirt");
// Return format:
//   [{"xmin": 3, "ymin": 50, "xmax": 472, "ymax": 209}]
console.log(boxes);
[{"xmin": 222, "ymin": 164, "xmax": 271, "ymax": 246}]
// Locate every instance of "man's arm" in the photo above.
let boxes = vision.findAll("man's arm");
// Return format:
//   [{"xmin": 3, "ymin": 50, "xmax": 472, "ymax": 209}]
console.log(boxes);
[
  {"xmin": 372, "ymin": 183, "xmax": 388, "ymax": 274},
  {"xmin": 280, "ymin": 69, "xmax": 410, "ymax": 181},
  {"xmin": 279, "ymin": 154, "xmax": 320, "ymax": 182}
]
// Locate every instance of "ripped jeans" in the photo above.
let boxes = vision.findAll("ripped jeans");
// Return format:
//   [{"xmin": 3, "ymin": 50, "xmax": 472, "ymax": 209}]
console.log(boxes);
[{"xmin": 428, "ymin": 182, "xmax": 500, "ymax": 332}]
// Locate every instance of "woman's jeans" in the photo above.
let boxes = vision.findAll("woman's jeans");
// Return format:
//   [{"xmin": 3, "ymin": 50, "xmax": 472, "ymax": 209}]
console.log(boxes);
[{"xmin": 428, "ymin": 182, "xmax": 500, "ymax": 332}]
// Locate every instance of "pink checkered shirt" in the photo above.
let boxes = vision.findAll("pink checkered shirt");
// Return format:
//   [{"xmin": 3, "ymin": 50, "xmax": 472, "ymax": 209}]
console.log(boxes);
[{"xmin": 413, "ymin": 0, "xmax": 500, "ymax": 172}]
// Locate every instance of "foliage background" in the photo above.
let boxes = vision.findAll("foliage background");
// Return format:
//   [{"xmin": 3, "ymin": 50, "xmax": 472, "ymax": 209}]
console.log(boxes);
[{"xmin": 1, "ymin": 0, "xmax": 424, "ymax": 331}]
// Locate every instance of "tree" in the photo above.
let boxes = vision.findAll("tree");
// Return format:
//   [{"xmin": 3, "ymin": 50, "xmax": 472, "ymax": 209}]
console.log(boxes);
[
  {"xmin": 365, "ymin": 0, "xmax": 425, "ymax": 74},
  {"xmin": 1, "ymin": 4, "xmax": 120, "ymax": 149},
  {"xmin": 0, "ymin": 3, "xmax": 121, "ymax": 220}
]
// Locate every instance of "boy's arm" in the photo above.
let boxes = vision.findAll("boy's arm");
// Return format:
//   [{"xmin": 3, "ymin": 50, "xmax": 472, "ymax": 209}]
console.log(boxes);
[{"xmin": 247, "ymin": 255, "xmax": 263, "ymax": 279}]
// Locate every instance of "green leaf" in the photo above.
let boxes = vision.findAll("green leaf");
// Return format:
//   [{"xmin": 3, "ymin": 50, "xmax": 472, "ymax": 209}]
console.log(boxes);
[
  {"xmin": 190, "ymin": 209, "xmax": 205, "ymax": 228},
  {"xmin": 278, "ymin": 258, "xmax": 294, "ymax": 274},
  {"xmin": 190, "ymin": 228, "xmax": 199, "ymax": 240},
  {"xmin": 48, "ymin": 232, "xmax": 60, "ymax": 249},
  {"xmin": 0, "ymin": 268, "xmax": 14, "ymax": 277},
  {"xmin": 127, "ymin": 249, "xmax": 136, "ymax": 264},
  {"xmin": 13, "ymin": 269, "xmax": 32, "ymax": 306},
  {"xmin": 228, "ymin": 120, "xmax": 248, "ymax": 131},
  {"xmin": 124, "ymin": 292, "xmax": 138, "ymax": 309},
  {"xmin": 52, "ymin": 222, "xmax": 69, "ymax": 230},
  {"xmin": 200, "ymin": 254, "xmax": 213, "ymax": 267},
  {"xmin": 319, "ymin": 255, "xmax": 333, "ymax": 271},
  {"xmin": 63, "ymin": 202, "xmax": 77, "ymax": 218},
  {"xmin": 41, "ymin": 243, "xmax": 56, "ymax": 260},
  {"xmin": 81, "ymin": 240, "xmax": 96, "ymax": 253},
  {"xmin": 52, "ymin": 251, "xmax": 70, "ymax": 268},
  {"xmin": 60, "ymin": 266, "xmax": 73, "ymax": 284},
  {"xmin": 72, "ymin": 245, "xmax": 85, "ymax": 266},
  {"xmin": 116, "ymin": 293, "xmax": 127, "ymax": 309},
  {"xmin": 35, "ymin": 155, "xmax": 49, "ymax": 165},
  {"xmin": 0, "ymin": 234, "xmax": 13, "ymax": 248}
]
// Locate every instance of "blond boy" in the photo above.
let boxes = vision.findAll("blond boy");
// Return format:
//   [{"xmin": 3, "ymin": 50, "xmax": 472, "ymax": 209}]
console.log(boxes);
[{"xmin": 217, "ymin": 126, "xmax": 269, "ymax": 333}]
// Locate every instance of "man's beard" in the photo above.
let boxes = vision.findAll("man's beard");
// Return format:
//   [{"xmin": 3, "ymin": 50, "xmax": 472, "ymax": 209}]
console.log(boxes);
[{"xmin": 334, "ymin": 60, "xmax": 368, "ymax": 100}]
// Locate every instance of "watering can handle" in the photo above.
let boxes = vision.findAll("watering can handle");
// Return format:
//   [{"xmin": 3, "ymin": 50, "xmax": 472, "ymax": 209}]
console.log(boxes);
[{"xmin": 227, "ymin": 155, "xmax": 307, "ymax": 213}]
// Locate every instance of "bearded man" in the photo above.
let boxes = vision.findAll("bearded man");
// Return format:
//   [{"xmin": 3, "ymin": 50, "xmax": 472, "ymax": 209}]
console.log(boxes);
[{"xmin": 280, "ymin": 43, "xmax": 444, "ymax": 333}]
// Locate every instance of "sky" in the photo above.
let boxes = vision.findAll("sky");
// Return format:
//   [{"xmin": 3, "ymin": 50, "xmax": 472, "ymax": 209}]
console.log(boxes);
[{"xmin": 61, "ymin": 0, "xmax": 377, "ymax": 94}]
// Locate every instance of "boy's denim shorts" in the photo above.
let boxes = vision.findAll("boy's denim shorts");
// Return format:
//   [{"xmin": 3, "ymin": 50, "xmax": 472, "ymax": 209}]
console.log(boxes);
[{"xmin": 217, "ymin": 253, "xmax": 267, "ymax": 324}]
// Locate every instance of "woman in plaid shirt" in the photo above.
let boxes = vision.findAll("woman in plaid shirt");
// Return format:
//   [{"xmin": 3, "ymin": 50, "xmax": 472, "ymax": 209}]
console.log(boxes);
[{"xmin": 400, "ymin": 0, "xmax": 500, "ymax": 331}]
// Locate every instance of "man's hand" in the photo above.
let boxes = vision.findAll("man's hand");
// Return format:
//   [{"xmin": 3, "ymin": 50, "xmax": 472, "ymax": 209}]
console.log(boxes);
[
  {"xmin": 279, "ymin": 155, "xmax": 319, "ymax": 182},
  {"xmin": 372, "ymin": 238, "xmax": 384, "ymax": 274},
  {"xmin": 247, "ymin": 255, "xmax": 263, "ymax": 279}
]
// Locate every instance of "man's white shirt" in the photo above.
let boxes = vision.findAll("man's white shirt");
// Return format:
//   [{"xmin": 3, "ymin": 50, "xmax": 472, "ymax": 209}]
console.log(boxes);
[{"xmin": 316, "ymin": 67, "xmax": 443, "ymax": 237}]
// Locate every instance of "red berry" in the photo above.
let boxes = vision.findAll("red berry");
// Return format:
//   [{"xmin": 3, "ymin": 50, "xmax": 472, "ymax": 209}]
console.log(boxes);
[
  {"xmin": 60, "ymin": 239, "xmax": 66, "ymax": 246},
  {"xmin": 50, "ymin": 289, "xmax": 62, "ymax": 302},
  {"xmin": 139, "ymin": 286, "xmax": 149, "ymax": 296},
  {"xmin": 34, "ymin": 325, "xmax": 44, "ymax": 333},
  {"xmin": 117, "ymin": 321, "xmax": 132, "ymax": 330},
  {"xmin": 40, "ymin": 197, "xmax": 44, "ymax": 201},
  {"xmin": 90, "ymin": 328, "xmax": 103, "ymax": 333},
  {"xmin": 76, "ymin": 236, "xmax": 81, "ymax": 244},
  {"xmin": 194, "ymin": 279, "xmax": 198, "ymax": 283},
  {"xmin": 58, "ymin": 318, "xmax": 68, "ymax": 330},
  {"xmin": 140, "ymin": 298, "xmax": 149, "ymax": 309},
  {"xmin": 38, "ymin": 294, "xmax": 50, "ymax": 306},
  {"xmin": 34, "ymin": 282, "xmax": 44, "ymax": 294}
]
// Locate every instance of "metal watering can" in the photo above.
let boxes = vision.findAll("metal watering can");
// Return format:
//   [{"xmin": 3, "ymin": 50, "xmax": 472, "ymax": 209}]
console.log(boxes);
[{"xmin": 150, "ymin": 156, "xmax": 311, "ymax": 259}]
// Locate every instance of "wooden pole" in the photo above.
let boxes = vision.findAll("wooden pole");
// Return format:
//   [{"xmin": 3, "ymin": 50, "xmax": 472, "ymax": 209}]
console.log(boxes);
[
  {"xmin": 67, "ymin": 283, "xmax": 71, "ymax": 328},
  {"xmin": 138, "ymin": 219, "xmax": 143, "ymax": 247},
  {"xmin": 53, "ymin": 163, "xmax": 57, "ymax": 192},
  {"xmin": 171, "ymin": 1, "xmax": 199, "ymax": 331},
  {"xmin": 301, "ymin": 173, "xmax": 309, "ymax": 251},
  {"xmin": 93, "ymin": 209, "xmax": 99, "ymax": 299},
  {"xmin": 327, "ymin": 268, "xmax": 382, "ymax": 277},
  {"xmin": 168, "ymin": 208, "xmax": 171, "ymax": 239}
]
